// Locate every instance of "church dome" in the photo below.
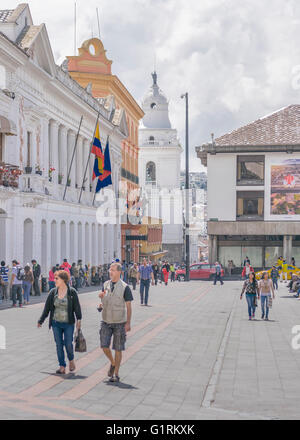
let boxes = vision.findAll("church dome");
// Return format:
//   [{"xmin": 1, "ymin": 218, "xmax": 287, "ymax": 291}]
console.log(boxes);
[{"xmin": 141, "ymin": 72, "xmax": 172, "ymax": 129}]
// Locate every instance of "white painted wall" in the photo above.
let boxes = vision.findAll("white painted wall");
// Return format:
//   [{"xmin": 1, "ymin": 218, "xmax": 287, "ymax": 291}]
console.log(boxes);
[{"xmin": 207, "ymin": 154, "xmax": 236, "ymax": 221}]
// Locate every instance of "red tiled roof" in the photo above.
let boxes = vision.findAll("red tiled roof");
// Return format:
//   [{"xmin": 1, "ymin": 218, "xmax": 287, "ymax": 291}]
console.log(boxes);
[
  {"xmin": 215, "ymin": 105, "xmax": 300, "ymax": 146},
  {"xmin": 0, "ymin": 10, "xmax": 13, "ymax": 22}
]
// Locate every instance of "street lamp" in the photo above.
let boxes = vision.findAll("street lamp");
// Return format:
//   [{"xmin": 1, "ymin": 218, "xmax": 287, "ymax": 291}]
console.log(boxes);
[{"xmin": 181, "ymin": 92, "xmax": 190, "ymax": 282}]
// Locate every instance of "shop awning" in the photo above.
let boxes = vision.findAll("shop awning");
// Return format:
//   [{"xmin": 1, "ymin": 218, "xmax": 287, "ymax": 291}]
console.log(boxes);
[
  {"xmin": 0, "ymin": 116, "xmax": 17, "ymax": 136},
  {"xmin": 140, "ymin": 250, "xmax": 168, "ymax": 258}
]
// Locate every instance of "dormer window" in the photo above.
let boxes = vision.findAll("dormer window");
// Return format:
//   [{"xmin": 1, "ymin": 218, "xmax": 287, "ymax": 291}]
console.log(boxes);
[{"xmin": 150, "ymin": 102, "xmax": 157, "ymax": 109}]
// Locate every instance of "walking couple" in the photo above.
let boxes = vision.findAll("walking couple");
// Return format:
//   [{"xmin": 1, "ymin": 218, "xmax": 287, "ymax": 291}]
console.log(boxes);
[
  {"xmin": 38, "ymin": 262, "xmax": 133, "ymax": 383},
  {"xmin": 240, "ymin": 272, "xmax": 275, "ymax": 321}
]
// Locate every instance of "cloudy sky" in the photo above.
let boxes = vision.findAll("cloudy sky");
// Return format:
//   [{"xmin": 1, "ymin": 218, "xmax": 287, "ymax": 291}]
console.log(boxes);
[{"xmin": 5, "ymin": 0, "xmax": 300, "ymax": 171}]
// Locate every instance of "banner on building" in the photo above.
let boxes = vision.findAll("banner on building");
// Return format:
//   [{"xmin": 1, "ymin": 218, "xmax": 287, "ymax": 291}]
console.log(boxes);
[{"xmin": 270, "ymin": 159, "xmax": 300, "ymax": 216}]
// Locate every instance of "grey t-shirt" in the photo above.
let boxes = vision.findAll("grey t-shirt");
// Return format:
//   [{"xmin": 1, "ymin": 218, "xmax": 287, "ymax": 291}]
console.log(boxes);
[{"xmin": 12, "ymin": 266, "xmax": 23, "ymax": 285}]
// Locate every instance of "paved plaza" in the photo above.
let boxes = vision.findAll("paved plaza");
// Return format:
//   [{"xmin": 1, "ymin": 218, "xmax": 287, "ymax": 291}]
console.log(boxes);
[{"xmin": 0, "ymin": 280, "xmax": 300, "ymax": 420}]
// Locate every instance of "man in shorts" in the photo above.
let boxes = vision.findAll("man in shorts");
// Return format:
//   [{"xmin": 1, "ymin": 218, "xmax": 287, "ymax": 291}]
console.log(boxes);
[{"xmin": 98, "ymin": 262, "xmax": 133, "ymax": 383}]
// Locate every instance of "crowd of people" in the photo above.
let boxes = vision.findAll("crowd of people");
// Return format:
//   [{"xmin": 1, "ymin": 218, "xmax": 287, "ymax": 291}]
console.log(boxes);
[
  {"xmin": 0, "ymin": 257, "xmax": 183, "ymax": 307},
  {"xmin": 239, "ymin": 255, "xmax": 300, "ymax": 321}
]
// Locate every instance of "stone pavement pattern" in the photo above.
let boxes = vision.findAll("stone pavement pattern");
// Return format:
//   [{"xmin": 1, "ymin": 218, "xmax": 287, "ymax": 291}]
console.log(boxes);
[{"xmin": 0, "ymin": 280, "xmax": 300, "ymax": 420}]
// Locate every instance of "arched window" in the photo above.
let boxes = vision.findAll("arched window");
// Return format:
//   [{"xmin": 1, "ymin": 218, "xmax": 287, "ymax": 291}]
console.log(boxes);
[
  {"xmin": 149, "ymin": 136, "xmax": 155, "ymax": 145},
  {"xmin": 146, "ymin": 161, "xmax": 156, "ymax": 184}
]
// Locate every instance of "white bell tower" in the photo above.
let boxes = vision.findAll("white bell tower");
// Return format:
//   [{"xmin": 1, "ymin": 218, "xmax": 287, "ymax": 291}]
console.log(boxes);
[{"xmin": 139, "ymin": 72, "xmax": 183, "ymax": 261}]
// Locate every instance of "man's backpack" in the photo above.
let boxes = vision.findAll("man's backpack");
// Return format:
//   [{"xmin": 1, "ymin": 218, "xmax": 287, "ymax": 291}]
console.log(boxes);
[
  {"xmin": 0, "ymin": 267, "xmax": 6, "ymax": 276},
  {"xmin": 16, "ymin": 266, "xmax": 25, "ymax": 281}
]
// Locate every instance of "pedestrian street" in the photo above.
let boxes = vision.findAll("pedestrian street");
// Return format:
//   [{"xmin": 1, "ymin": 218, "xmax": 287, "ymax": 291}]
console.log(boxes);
[{"xmin": 0, "ymin": 280, "xmax": 300, "ymax": 420}]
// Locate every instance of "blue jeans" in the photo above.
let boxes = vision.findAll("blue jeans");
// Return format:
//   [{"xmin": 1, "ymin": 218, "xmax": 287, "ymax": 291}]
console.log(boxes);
[
  {"xmin": 272, "ymin": 278, "xmax": 278, "ymax": 290},
  {"xmin": 214, "ymin": 274, "xmax": 224, "ymax": 285},
  {"xmin": 12, "ymin": 284, "xmax": 22, "ymax": 305},
  {"xmin": 52, "ymin": 320, "xmax": 75, "ymax": 367},
  {"xmin": 23, "ymin": 281, "xmax": 32, "ymax": 302},
  {"xmin": 261, "ymin": 295, "xmax": 270, "ymax": 319},
  {"xmin": 140, "ymin": 279, "xmax": 150, "ymax": 305},
  {"xmin": 246, "ymin": 294, "xmax": 256, "ymax": 317}
]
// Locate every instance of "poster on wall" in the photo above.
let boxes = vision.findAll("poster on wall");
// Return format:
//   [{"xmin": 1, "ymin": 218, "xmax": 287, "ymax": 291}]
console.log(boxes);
[{"xmin": 270, "ymin": 159, "xmax": 300, "ymax": 216}]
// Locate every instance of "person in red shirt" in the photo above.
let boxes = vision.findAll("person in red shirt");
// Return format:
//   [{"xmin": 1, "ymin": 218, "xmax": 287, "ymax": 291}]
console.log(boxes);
[
  {"xmin": 242, "ymin": 262, "xmax": 255, "ymax": 280},
  {"xmin": 61, "ymin": 259, "xmax": 71, "ymax": 274}
]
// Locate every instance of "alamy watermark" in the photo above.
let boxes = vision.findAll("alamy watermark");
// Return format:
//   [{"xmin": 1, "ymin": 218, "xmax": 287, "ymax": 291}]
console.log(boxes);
[
  {"xmin": 95, "ymin": 183, "xmax": 206, "ymax": 235},
  {"xmin": 0, "ymin": 325, "xmax": 6, "ymax": 350}
]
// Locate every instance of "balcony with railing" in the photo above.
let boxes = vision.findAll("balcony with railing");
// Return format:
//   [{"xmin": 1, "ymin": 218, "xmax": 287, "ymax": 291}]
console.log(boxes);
[
  {"xmin": 0, "ymin": 162, "xmax": 22, "ymax": 189},
  {"xmin": 19, "ymin": 168, "xmax": 96, "ymax": 206}
]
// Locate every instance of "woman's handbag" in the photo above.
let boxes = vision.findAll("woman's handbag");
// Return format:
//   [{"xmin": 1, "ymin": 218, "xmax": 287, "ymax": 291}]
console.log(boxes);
[
  {"xmin": 75, "ymin": 329, "xmax": 87, "ymax": 352},
  {"xmin": 267, "ymin": 296, "xmax": 273, "ymax": 308},
  {"xmin": 254, "ymin": 296, "xmax": 258, "ymax": 307}
]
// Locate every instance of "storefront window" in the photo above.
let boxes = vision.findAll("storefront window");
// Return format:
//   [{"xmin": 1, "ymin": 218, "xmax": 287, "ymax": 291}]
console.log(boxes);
[
  {"xmin": 291, "ymin": 248, "xmax": 300, "ymax": 268},
  {"xmin": 265, "ymin": 247, "xmax": 283, "ymax": 268},
  {"xmin": 218, "ymin": 245, "xmax": 263, "ymax": 268}
]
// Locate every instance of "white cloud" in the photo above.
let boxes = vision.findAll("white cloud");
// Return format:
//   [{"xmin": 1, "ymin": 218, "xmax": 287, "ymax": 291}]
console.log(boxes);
[{"xmin": 3, "ymin": 0, "xmax": 300, "ymax": 171}]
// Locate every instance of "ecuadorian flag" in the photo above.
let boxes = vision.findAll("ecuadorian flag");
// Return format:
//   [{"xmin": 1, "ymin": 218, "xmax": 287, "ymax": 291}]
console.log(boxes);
[
  {"xmin": 92, "ymin": 122, "xmax": 104, "ymax": 180},
  {"xmin": 95, "ymin": 139, "xmax": 112, "ymax": 193}
]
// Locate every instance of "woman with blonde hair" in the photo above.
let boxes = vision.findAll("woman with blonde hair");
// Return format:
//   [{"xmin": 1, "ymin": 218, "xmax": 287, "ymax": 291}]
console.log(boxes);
[
  {"xmin": 37, "ymin": 270, "xmax": 82, "ymax": 374},
  {"xmin": 258, "ymin": 271, "xmax": 275, "ymax": 321}
]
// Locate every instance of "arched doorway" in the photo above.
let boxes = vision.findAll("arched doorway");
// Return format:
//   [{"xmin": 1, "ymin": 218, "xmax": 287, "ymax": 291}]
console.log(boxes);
[
  {"xmin": 78, "ymin": 222, "xmax": 82, "ymax": 261},
  {"xmin": 51, "ymin": 220, "xmax": 57, "ymax": 266},
  {"xmin": 23, "ymin": 218, "xmax": 33, "ymax": 266},
  {"xmin": 60, "ymin": 221, "xmax": 66, "ymax": 261},
  {"xmin": 70, "ymin": 222, "xmax": 75, "ymax": 263},
  {"xmin": 92, "ymin": 223, "xmax": 96, "ymax": 265},
  {"xmin": 41, "ymin": 220, "xmax": 47, "ymax": 273},
  {"xmin": 85, "ymin": 223, "xmax": 90, "ymax": 265}
]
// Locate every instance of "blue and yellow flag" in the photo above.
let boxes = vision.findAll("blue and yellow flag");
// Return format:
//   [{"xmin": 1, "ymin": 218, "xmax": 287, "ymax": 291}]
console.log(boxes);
[
  {"xmin": 92, "ymin": 123, "xmax": 104, "ymax": 180},
  {"xmin": 95, "ymin": 138, "xmax": 112, "ymax": 192}
]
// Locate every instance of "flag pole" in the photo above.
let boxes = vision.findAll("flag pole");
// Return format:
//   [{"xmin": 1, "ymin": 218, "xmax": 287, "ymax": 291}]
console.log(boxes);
[
  {"xmin": 63, "ymin": 115, "xmax": 83, "ymax": 201},
  {"xmin": 92, "ymin": 134, "xmax": 110, "ymax": 207},
  {"xmin": 78, "ymin": 111, "xmax": 100, "ymax": 204}
]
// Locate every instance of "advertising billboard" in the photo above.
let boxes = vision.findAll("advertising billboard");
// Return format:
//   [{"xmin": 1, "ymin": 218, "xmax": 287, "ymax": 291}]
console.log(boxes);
[{"xmin": 270, "ymin": 159, "xmax": 300, "ymax": 216}]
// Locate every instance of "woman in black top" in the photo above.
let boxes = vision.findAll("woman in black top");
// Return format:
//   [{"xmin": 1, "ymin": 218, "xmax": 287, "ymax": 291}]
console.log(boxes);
[
  {"xmin": 37, "ymin": 270, "xmax": 82, "ymax": 374},
  {"xmin": 240, "ymin": 271, "xmax": 259, "ymax": 320}
]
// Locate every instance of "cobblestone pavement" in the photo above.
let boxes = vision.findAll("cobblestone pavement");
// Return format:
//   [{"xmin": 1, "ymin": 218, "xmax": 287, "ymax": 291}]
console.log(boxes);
[{"xmin": 0, "ymin": 280, "xmax": 299, "ymax": 420}]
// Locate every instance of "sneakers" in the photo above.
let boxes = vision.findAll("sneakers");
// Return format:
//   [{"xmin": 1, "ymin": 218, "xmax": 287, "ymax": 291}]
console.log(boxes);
[
  {"xmin": 108, "ymin": 364, "xmax": 115, "ymax": 377},
  {"xmin": 109, "ymin": 375, "xmax": 120, "ymax": 383}
]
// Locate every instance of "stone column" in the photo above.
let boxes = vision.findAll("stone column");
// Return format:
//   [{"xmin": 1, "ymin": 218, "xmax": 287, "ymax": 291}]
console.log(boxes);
[
  {"xmin": 284, "ymin": 235, "xmax": 292, "ymax": 264},
  {"xmin": 49, "ymin": 120, "xmax": 59, "ymax": 184},
  {"xmin": 59, "ymin": 126, "xmax": 68, "ymax": 185},
  {"xmin": 65, "ymin": 222, "xmax": 70, "ymax": 262},
  {"xmin": 67, "ymin": 131, "xmax": 76, "ymax": 188},
  {"xmin": 83, "ymin": 139, "xmax": 90, "ymax": 194},
  {"xmin": 76, "ymin": 136, "xmax": 83, "ymax": 191},
  {"xmin": 74, "ymin": 222, "xmax": 78, "ymax": 263},
  {"xmin": 41, "ymin": 117, "xmax": 49, "ymax": 175},
  {"xmin": 209, "ymin": 235, "xmax": 217, "ymax": 264},
  {"xmin": 57, "ymin": 220, "xmax": 62, "ymax": 264}
]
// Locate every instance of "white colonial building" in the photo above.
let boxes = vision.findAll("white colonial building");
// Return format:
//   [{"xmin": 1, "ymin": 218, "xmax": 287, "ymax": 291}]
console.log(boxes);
[
  {"xmin": 0, "ymin": 4, "xmax": 128, "ymax": 275},
  {"xmin": 139, "ymin": 72, "xmax": 183, "ymax": 261},
  {"xmin": 196, "ymin": 105, "xmax": 300, "ymax": 271}
]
